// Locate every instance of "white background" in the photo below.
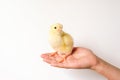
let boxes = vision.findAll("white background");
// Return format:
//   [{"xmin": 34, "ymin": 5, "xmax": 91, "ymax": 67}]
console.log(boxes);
[{"xmin": 0, "ymin": 0, "xmax": 120, "ymax": 80}]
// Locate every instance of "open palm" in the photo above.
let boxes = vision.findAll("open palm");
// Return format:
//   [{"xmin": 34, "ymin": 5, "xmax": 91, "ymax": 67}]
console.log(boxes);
[{"xmin": 41, "ymin": 47, "xmax": 99, "ymax": 69}]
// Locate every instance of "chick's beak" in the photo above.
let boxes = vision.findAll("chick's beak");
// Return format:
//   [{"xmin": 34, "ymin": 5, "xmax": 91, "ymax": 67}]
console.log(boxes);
[{"xmin": 58, "ymin": 28, "xmax": 62, "ymax": 32}]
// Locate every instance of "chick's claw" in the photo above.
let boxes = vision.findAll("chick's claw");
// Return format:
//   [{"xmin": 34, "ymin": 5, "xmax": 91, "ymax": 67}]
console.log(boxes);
[
  {"xmin": 49, "ymin": 52, "xmax": 57, "ymax": 57},
  {"xmin": 56, "ymin": 56, "xmax": 65, "ymax": 63},
  {"xmin": 56, "ymin": 54, "xmax": 68, "ymax": 63}
]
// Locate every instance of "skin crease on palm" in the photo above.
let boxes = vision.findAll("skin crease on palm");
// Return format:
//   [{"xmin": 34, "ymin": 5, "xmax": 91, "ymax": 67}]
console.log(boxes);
[{"xmin": 41, "ymin": 47, "xmax": 99, "ymax": 69}]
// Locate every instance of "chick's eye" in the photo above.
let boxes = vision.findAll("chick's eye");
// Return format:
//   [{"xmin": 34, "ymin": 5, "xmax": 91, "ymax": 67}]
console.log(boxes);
[{"xmin": 54, "ymin": 27, "xmax": 57, "ymax": 29}]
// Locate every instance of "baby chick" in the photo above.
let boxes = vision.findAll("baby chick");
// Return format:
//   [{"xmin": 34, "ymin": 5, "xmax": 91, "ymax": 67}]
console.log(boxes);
[{"xmin": 48, "ymin": 23, "xmax": 74, "ymax": 62}]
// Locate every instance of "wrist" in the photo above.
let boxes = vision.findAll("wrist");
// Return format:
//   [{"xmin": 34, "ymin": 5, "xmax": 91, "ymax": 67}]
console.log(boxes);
[
  {"xmin": 91, "ymin": 57, "xmax": 106, "ymax": 73},
  {"xmin": 91, "ymin": 57, "xmax": 120, "ymax": 80}
]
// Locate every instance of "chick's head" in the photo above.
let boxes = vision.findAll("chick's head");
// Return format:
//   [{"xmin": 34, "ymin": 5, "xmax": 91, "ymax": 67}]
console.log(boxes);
[{"xmin": 50, "ymin": 23, "xmax": 63, "ymax": 35}]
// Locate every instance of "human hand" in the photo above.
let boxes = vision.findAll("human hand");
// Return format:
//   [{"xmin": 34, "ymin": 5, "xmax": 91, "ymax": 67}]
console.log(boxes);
[
  {"xmin": 41, "ymin": 47, "xmax": 120, "ymax": 80},
  {"xmin": 41, "ymin": 47, "xmax": 99, "ymax": 69}
]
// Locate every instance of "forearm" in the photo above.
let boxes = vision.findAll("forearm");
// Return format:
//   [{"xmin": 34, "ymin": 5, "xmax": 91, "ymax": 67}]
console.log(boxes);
[{"xmin": 91, "ymin": 57, "xmax": 120, "ymax": 80}]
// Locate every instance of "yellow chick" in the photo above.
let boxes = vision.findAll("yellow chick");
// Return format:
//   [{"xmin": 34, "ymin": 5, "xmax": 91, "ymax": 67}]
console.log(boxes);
[{"xmin": 48, "ymin": 23, "xmax": 74, "ymax": 62}]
